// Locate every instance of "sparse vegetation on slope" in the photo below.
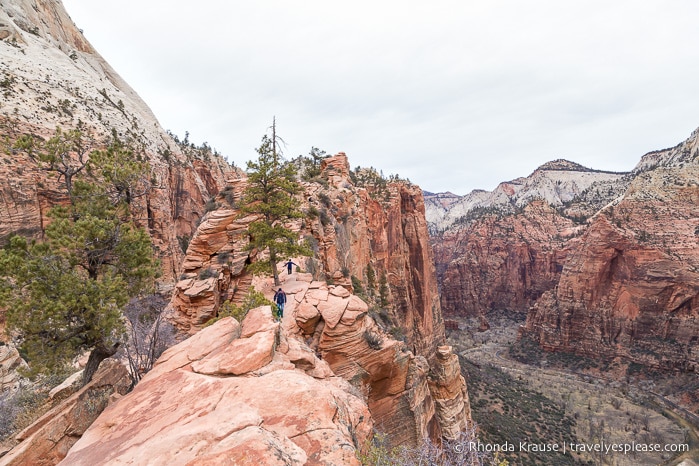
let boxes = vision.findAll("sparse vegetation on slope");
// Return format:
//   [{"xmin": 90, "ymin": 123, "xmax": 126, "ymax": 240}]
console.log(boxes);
[{"xmin": 461, "ymin": 357, "xmax": 580, "ymax": 466}]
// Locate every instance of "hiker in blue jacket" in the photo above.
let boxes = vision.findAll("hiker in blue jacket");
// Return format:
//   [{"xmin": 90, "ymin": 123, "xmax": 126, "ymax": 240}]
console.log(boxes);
[
  {"xmin": 273, "ymin": 287, "xmax": 286, "ymax": 320},
  {"xmin": 283, "ymin": 259, "xmax": 297, "ymax": 275}
]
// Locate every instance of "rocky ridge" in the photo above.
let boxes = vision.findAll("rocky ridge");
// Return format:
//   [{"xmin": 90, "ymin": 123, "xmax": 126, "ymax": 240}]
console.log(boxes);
[
  {"xmin": 425, "ymin": 159, "xmax": 628, "ymax": 234},
  {"xmin": 3, "ymin": 267, "xmax": 469, "ymax": 464},
  {"xmin": 0, "ymin": 1, "xmax": 470, "ymax": 462},
  {"xmin": 166, "ymin": 153, "xmax": 470, "ymax": 448},
  {"xmin": 171, "ymin": 153, "xmax": 445, "ymax": 360},
  {"xmin": 57, "ymin": 307, "xmax": 373, "ymax": 465}
]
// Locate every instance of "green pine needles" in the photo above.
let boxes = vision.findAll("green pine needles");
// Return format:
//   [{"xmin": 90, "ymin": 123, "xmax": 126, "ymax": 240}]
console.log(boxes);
[{"xmin": 0, "ymin": 128, "xmax": 159, "ymax": 384}]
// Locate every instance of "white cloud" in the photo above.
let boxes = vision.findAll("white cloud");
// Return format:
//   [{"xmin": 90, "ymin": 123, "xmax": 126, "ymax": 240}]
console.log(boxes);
[{"xmin": 62, "ymin": 0, "xmax": 699, "ymax": 193}]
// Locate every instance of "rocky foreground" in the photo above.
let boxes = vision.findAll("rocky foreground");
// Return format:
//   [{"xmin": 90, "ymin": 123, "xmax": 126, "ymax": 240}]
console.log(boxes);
[{"xmin": 59, "ymin": 306, "xmax": 372, "ymax": 466}]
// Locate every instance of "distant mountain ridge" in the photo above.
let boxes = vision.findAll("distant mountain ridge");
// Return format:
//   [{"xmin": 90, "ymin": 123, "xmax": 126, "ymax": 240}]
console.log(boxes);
[{"xmin": 425, "ymin": 158, "xmax": 628, "ymax": 234}]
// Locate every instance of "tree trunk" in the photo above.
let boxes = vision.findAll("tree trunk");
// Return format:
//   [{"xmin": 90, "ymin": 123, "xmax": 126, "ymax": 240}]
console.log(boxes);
[
  {"xmin": 82, "ymin": 342, "xmax": 120, "ymax": 386},
  {"xmin": 270, "ymin": 248, "xmax": 280, "ymax": 286}
]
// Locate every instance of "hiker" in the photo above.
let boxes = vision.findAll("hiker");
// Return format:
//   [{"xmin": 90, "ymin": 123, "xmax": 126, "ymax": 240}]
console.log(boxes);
[
  {"xmin": 283, "ymin": 259, "xmax": 297, "ymax": 275},
  {"xmin": 273, "ymin": 287, "xmax": 286, "ymax": 320}
]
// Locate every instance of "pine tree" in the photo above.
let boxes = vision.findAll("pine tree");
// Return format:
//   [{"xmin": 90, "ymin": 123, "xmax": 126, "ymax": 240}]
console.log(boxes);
[
  {"xmin": 0, "ymin": 133, "xmax": 158, "ymax": 384},
  {"xmin": 379, "ymin": 272, "xmax": 390, "ymax": 308},
  {"xmin": 366, "ymin": 263, "xmax": 376, "ymax": 297},
  {"xmin": 240, "ymin": 130, "xmax": 311, "ymax": 285}
]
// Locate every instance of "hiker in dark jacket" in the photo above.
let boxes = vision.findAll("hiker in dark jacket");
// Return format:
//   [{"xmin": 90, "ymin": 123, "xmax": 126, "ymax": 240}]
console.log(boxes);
[
  {"xmin": 283, "ymin": 259, "xmax": 297, "ymax": 275},
  {"xmin": 273, "ymin": 287, "xmax": 286, "ymax": 320}
]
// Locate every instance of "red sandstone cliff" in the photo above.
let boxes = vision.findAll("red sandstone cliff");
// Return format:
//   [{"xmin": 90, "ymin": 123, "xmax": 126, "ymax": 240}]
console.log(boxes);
[
  {"xmin": 428, "ymin": 126, "xmax": 699, "ymax": 377},
  {"xmin": 434, "ymin": 201, "xmax": 579, "ymax": 317},
  {"xmin": 428, "ymin": 160, "xmax": 624, "ymax": 318},
  {"xmin": 523, "ymin": 134, "xmax": 699, "ymax": 372}
]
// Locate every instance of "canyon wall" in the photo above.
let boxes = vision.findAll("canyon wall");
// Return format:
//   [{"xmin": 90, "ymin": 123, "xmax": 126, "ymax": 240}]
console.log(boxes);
[
  {"xmin": 428, "ymin": 160, "xmax": 626, "ymax": 317},
  {"xmin": 523, "ymin": 133, "xmax": 699, "ymax": 372},
  {"xmin": 433, "ymin": 201, "xmax": 577, "ymax": 316},
  {"xmin": 429, "ymin": 130, "xmax": 699, "ymax": 376},
  {"xmin": 0, "ymin": 0, "xmax": 236, "ymax": 284}
]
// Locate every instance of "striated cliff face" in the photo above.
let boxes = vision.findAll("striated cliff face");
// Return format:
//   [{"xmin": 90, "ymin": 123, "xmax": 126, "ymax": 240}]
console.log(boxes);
[
  {"xmin": 434, "ymin": 201, "xmax": 578, "ymax": 317},
  {"xmin": 172, "ymin": 153, "xmax": 445, "ymax": 359},
  {"xmin": 523, "ymin": 132, "xmax": 699, "ymax": 372},
  {"xmin": 428, "ymin": 160, "xmax": 625, "ymax": 318},
  {"xmin": 166, "ymin": 153, "xmax": 470, "ymax": 447},
  {"xmin": 0, "ymin": 0, "xmax": 236, "ymax": 284},
  {"xmin": 430, "ymin": 126, "xmax": 699, "ymax": 376},
  {"xmin": 314, "ymin": 156, "xmax": 445, "ymax": 360}
]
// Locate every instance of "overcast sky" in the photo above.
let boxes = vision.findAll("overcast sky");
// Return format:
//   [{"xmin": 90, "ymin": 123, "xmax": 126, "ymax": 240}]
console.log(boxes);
[{"xmin": 61, "ymin": 0, "xmax": 699, "ymax": 194}]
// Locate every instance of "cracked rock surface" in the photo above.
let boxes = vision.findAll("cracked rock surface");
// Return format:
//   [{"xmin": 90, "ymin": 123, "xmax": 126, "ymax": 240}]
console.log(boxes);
[{"xmin": 58, "ymin": 311, "xmax": 372, "ymax": 466}]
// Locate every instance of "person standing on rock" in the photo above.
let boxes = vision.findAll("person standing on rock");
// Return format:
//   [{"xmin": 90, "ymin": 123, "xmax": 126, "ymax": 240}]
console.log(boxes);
[
  {"xmin": 283, "ymin": 259, "xmax": 297, "ymax": 275},
  {"xmin": 273, "ymin": 287, "xmax": 286, "ymax": 320}
]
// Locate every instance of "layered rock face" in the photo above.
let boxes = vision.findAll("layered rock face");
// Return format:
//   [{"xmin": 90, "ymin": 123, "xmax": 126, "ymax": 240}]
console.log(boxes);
[
  {"xmin": 523, "ymin": 136, "xmax": 699, "ymax": 371},
  {"xmin": 171, "ymin": 154, "xmax": 444, "ymax": 359},
  {"xmin": 428, "ymin": 160, "xmax": 625, "ymax": 317},
  {"xmin": 59, "ymin": 309, "xmax": 373, "ymax": 465},
  {"xmin": 0, "ymin": 0, "xmax": 236, "ymax": 283},
  {"xmin": 282, "ymin": 272, "xmax": 444, "ymax": 447},
  {"xmin": 309, "ymin": 154, "xmax": 445, "ymax": 359},
  {"xmin": 167, "ymin": 154, "xmax": 470, "ymax": 446},
  {"xmin": 434, "ymin": 201, "xmax": 578, "ymax": 316},
  {"xmin": 429, "ymin": 125, "xmax": 699, "ymax": 374}
]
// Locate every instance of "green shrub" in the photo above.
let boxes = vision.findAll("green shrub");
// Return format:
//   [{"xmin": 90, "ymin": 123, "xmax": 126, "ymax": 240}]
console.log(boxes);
[
  {"xmin": 363, "ymin": 330, "xmax": 383, "ymax": 350},
  {"xmin": 318, "ymin": 192, "xmax": 332, "ymax": 208},
  {"xmin": 198, "ymin": 267, "xmax": 218, "ymax": 279},
  {"xmin": 177, "ymin": 235, "xmax": 190, "ymax": 254},
  {"xmin": 204, "ymin": 198, "xmax": 218, "ymax": 213},
  {"xmin": 209, "ymin": 288, "xmax": 274, "ymax": 325}
]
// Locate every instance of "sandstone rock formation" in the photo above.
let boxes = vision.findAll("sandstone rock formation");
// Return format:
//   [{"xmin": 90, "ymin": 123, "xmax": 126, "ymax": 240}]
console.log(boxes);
[
  {"xmin": 166, "ymin": 154, "xmax": 471, "ymax": 446},
  {"xmin": 523, "ymin": 135, "xmax": 699, "ymax": 372},
  {"xmin": 428, "ymin": 160, "xmax": 627, "ymax": 319},
  {"xmin": 171, "ymin": 153, "xmax": 445, "ymax": 359},
  {"xmin": 0, "ymin": 359, "xmax": 131, "ymax": 466},
  {"xmin": 0, "ymin": 345, "xmax": 27, "ymax": 392},
  {"xmin": 59, "ymin": 310, "xmax": 373, "ymax": 466},
  {"xmin": 0, "ymin": 0, "xmax": 237, "ymax": 284},
  {"xmin": 1, "ymin": 1, "xmax": 471, "ymax": 460}
]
